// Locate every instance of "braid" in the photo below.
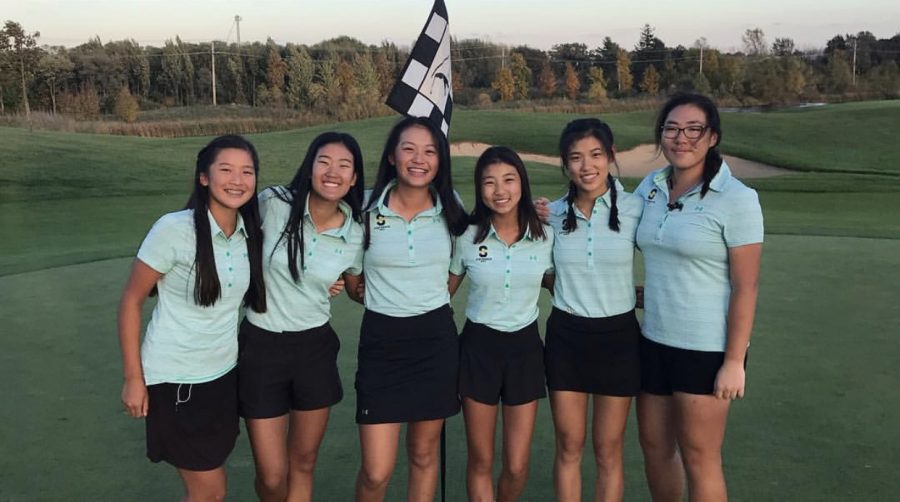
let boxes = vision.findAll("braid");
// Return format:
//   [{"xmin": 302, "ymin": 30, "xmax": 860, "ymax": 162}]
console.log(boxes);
[
  {"xmin": 562, "ymin": 181, "xmax": 578, "ymax": 233},
  {"xmin": 701, "ymin": 148, "xmax": 723, "ymax": 197},
  {"xmin": 607, "ymin": 174, "xmax": 620, "ymax": 232}
]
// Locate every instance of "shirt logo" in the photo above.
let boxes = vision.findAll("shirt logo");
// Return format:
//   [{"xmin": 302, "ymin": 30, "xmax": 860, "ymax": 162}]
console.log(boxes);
[
  {"xmin": 648, "ymin": 188, "xmax": 658, "ymax": 200},
  {"xmin": 476, "ymin": 245, "xmax": 492, "ymax": 263},
  {"xmin": 373, "ymin": 213, "xmax": 390, "ymax": 231}
]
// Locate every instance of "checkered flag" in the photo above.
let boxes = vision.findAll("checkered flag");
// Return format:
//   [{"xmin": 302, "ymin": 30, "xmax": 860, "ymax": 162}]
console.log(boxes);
[{"xmin": 385, "ymin": 0, "xmax": 453, "ymax": 137}]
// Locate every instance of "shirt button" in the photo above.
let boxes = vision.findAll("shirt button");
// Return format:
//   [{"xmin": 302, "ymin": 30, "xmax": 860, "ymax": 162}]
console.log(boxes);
[
  {"xmin": 228, "ymin": 266, "xmax": 233, "ymax": 271},
  {"xmin": 227, "ymin": 283, "xmax": 232, "ymax": 288},
  {"xmin": 588, "ymin": 251, "xmax": 593, "ymax": 256},
  {"xmin": 226, "ymin": 251, "xmax": 231, "ymax": 257},
  {"xmin": 409, "ymin": 245, "xmax": 414, "ymax": 250},
  {"xmin": 407, "ymin": 230, "xmax": 412, "ymax": 235}
]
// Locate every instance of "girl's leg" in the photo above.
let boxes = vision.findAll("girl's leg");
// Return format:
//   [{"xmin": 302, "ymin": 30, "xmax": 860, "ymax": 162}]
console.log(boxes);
[
  {"xmin": 355, "ymin": 423, "xmax": 401, "ymax": 502},
  {"xmin": 497, "ymin": 400, "xmax": 538, "ymax": 502},
  {"xmin": 549, "ymin": 390, "xmax": 589, "ymax": 502},
  {"xmin": 463, "ymin": 398, "xmax": 499, "ymax": 502},
  {"xmin": 177, "ymin": 466, "xmax": 228, "ymax": 502},
  {"xmin": 406, "ymin": 418, "xmax": 446, "ymax": 502},
  {"xmin": 245, "ymin": 416, "xmax": 290, "ymax": 502},
  {"xmin": 637, "ymin": 393, "xmax": 684, "ymax": 502},
  {"xmin": 590, "ymin": 396, "xmax": 632, "ymax": 502},
  {"xmin": 286, "ymin": 407, "xmax": 331, "ymax": 502},
  {"xmin": 672, "ymin": 392, "xmax": 731, "ymax": 502}
]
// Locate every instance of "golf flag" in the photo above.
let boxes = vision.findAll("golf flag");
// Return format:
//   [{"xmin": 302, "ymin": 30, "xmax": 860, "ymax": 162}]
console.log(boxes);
[{"xmin": 385, "ymin": 0, "xmax": 453, "ymax": 137}]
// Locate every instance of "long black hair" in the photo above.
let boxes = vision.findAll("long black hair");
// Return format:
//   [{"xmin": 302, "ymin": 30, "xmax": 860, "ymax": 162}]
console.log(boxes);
[
  {"xmin": 364, "ymin": 116, "xmax": 468, "ymax": 248},
  {"xmin": 558, "ymin": 118, "xmax": 620, "ymax": 233},
  {"xmin": 470, "ymin": 146, "xmax": 546, "ymax": 244},
  {"xmin": 272, "ymin": 132, "xmax": 365, "ymax": 281},
  {"xmin": 184, "ymin": 135, "xmax": 266, "ymax": 312},
  {"xmin": 654, "ymin": 92, "xmax": 723, "ymax": 198}
]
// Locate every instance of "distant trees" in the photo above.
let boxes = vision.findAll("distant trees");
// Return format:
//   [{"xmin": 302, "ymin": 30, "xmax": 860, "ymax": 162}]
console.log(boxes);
[{"xmin": 1, "ymin": 21, "xmax": 41, "ymax": 117}]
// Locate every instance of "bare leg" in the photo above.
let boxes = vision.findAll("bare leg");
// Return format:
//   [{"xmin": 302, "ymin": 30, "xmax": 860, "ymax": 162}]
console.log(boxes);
[
  {"xmin": 245, "ymin": 415, "xmax": 289, "ymax": 502},
  {"xmin": 637, "ymin": 393, "xmax": 684, "ymax": 502},
  {"xmin": 673, "ymin": 392, "xmax": 731, "ymax": 502},
  {"xmin": 286, "ymin": 407, "xmax": 331, "ymax": 502},
  {"xmin": 177, "ymin": 466, "xmax": 227, "ymax": 502},
  {"xmin": 590, "ymin": 395, "xmax": 632, "ymax": 502},
  {"xmin": 406, "ymin": 419, "xmax": 445, "ymax": 502},
  {"xmin": 550, "ymin": 390, "xmax": 589, "ymax": 502},
  {"xmin": 463, "ymin": 398, "xmax": 498, "ymax": 502},
  {"xmin": 497, "ymin": 400, "xmax": 538, "ymax": 502},
  {"xmin": 355, "ymin": 423, "xmax": 401, "ymax": 502}
]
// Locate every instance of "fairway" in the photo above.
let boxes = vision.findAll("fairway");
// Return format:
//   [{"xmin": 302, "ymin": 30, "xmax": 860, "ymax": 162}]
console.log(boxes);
[{"xmin": 1, "ymin": 103, "xmax": 899, "ymax": 500}]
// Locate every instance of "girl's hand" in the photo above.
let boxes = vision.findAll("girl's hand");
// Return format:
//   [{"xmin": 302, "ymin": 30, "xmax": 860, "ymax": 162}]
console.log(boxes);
[
  {"xmin": 534, "ymin": 197, "xmax": 551, "ymax": 223},
  {"xmin": 329, "ymin": 278, "xmax": 346, "ymax": 298},
  {"xmin": 713, "ymin": 360, "xmax": 745, "ymax": 400},
  {"xmin": 122, "ymin": 378, "xmax": 149, "ymax": 418}
]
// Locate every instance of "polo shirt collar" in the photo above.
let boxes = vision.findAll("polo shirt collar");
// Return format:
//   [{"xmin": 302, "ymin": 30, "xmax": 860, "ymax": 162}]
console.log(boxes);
[
  {"xmin": 303, "ymin": 194, "xmax": 355, "ymax": 241},
  {"xmin": 653, "ymin": 162, "xmax": 733, "ymax": 194},
  {"xmin": 374, "ymin": 180, "xmax": 443, "ymax": 217},
  {"xmin": 550, "ymin": 178, "xmax": 625, "ymax": 218},
  {"xmin": 486, "ymin": 223, "xmax": 538, "ymax": 244},
  {"xmin": 207, "ymin": 210, "xmax": 247, "ymax": 239}
]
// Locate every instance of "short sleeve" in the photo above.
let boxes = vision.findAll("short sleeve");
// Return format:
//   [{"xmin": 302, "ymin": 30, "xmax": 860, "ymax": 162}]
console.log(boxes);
[
  {"xmin": 449, "ymin": 234, "xmax": 466, "ymax": 275},
  {"xmin": 543, "ymin": 226, "xmax": 555, "ymax": 275},
  {"xmin": 633, "ymin": 172, "xmax": 655, "ymax": 199},
  {"xmin": 137, "ymin": 214, "xmax": 182, "ymax": 274},
  {"xmin": 723, "ymin": 187, "xmax": 764, "ymax": 247},
  {"xmin": 345, "ymin": 234, "xmax": 365, "ymax": 276}
]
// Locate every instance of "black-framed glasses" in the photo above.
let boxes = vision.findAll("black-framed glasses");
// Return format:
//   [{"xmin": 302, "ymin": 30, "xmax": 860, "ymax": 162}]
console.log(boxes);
[{"xmin": 661, "ymin": 125, "xmax": 708, "ymax": 140}]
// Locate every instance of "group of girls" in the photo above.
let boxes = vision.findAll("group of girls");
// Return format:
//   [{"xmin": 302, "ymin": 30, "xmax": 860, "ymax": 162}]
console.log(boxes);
[{"xmin": 118, "ymin": 91, "xmax": 763, "ymax": 502}]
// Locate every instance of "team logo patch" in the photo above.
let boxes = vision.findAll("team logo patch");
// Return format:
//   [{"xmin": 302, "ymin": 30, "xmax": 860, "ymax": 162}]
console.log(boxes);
[
  {"xmin": 376, "ymin": 214, "xmax": 386, "ymax": 226},
  {"xmin": 476, "ymin": 245, "xmax": 492, "ymax": 262},
  {"xmin": 648, "ymin": 188, "xmax": 658, "ymax": 200}
]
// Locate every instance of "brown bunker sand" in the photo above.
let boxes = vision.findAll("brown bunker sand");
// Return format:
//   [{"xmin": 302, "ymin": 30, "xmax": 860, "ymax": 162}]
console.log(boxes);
[{"xmin": 450, "ymin": 142, "xmax": 791, "ymax": 179}]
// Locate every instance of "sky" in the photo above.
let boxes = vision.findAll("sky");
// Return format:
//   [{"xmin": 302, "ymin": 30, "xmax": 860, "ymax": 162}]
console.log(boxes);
[{"xmin": 6, "ymin": 0, "xmax": 899, "ymax": 52}]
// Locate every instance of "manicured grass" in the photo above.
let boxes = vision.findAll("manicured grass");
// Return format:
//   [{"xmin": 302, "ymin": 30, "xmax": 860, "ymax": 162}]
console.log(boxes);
[{"xmin": 1, "ymin": 102, "xmax": 898, "ymax": 499}]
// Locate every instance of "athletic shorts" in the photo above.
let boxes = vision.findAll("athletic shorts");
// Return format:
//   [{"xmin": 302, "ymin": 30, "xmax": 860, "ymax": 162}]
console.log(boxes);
[
  {"xmin": 355, "ymin": 305, "xmax": 460, "ymax": 424},
  {"xmin": 146, "ymin": 368, "xmax": 239, "ymax": 471},
  {"xmin": 544, "ymin": 308, "xmax": 641, "ymax": 397},
  {"xmin": 459, "ymin": 320, "xmax": 546, "ymax": 406},
  {"xmin": 640, "ymin": 336, "xmax": 748, "ymax": 395},
  {"xmin": 238, "ymin": 320, "xmax": 343, "ymax": 418}
]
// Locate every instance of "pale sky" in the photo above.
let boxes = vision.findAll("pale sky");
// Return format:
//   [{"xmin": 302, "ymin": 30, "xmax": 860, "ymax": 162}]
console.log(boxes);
[{"xmin": 6, "ymin": 0, "xmax": 899, "ymax": 52}]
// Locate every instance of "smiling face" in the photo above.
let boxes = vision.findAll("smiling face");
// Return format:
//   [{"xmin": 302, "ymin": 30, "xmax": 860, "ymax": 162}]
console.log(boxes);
[
  {"xmin": 200, "ymin": 147, "xmax": 256, "ymax": 215},
  {"xmin": 660, "ymin": 104, "xmax": 719, "ymax": 173},
  {"xmin": 390, "ymin": 124, "xmax": 439, "ymax": 189},
  {"xmin": 309, "ymin": 142, "xmax": 357, "ymax": 204},
  {"xmin": 480, "ymin": 161, "xmax": 522, "ymax": 218},
  {"xmin": 565, "ymin": 135, "xmax": 612, "ymax": 199}
]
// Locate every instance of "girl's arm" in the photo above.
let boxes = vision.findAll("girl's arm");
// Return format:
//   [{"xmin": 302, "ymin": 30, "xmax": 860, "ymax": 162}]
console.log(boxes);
[
  {"xmin": 342, "ymin": 272, "xmax": 365, "ymax": 305},
  {"xmin": 714, "ymin": 243, "xmax": 762, "ymax": 400},
  {"xmin": 541, "ymin": 273, "xmax": 555, "ymax": 294},
  {"xmin": 118, "ymin": 259, "xmax": 163, "ymax": 418},
  {"xmin": 448, "ymin": 273, "xmax": 465, "ymax": 297}
]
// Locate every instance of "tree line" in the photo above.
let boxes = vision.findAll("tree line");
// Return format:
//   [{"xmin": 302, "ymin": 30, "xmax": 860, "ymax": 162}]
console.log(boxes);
[{"xmin": 1, "ymin": 20, "xmax": 898, "ymax": 123}]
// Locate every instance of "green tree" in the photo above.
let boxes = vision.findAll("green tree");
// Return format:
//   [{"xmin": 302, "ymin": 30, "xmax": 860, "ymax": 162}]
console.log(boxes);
[
  {"xmin": 113, "ymin": 86, "xmax": 139, "ymax": 122},
  {"xmin": 284, "ymin": 45, "xmax": 314, "ymax": 109},
  {"xmin": 772, "ymin": 38, "xmax": 796, "ymax": 56},
  {"xmin": 640, "ymin": 64, "xmax": 660, "ymax": 95},
  {"xmin": 509, "ymin": 52, "xmax": 532, "ymax": 99},
  {"xmin": 1, "ymin": 21, "xmax": 41, "ymax": 117},
  {"xmin": 492, "ymin": 66, "xmax": 515, "ymax": 101},
  {"xmin": 616, "ymin": 49, "xmax": 633, "ymax": 94},
  {"xmin": 37, "ymin": 49, "xmax": 74, "ymax": 114},
  {"xmin": 743, "ymin": 28, "xmax": 768, "ymax": 56},
  {"xmin": 586, "ymin": 66, "xmax": 608, "ymax": 103}
]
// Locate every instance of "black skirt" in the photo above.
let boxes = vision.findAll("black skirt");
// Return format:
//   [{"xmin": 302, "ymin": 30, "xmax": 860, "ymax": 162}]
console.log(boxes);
[{"xmin": 355, "ymin": 305, "xmax": 460, "ymax": 424}]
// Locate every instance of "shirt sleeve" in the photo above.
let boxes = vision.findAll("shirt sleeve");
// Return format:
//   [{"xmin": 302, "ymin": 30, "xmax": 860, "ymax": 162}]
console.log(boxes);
[
  {"xmin": 449, "ymin": 234, "xmax": 465, "ymax": 275},
  {"xmin": 345, "ymin": 230, "xmax": 365, "ymax": 276},
  {"xmin": 136, "ymin": 214, "xmax": 182, "ymax": 274},
  {"xmin": 723, "ymin": 187, "xmax": 764, "ymax": 247},
  {"xmin": 543, "ymin": 225, "xmax": 555, "ymax": 275},
  {"xmin": 633, "ymin": 172, "xmax": 654, "ymax": 199}
]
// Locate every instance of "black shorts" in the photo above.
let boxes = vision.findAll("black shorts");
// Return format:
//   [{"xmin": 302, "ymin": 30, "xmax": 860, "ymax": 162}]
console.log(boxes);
[
  {"xmin": 238, "ymin": 320, "xmax": 343, "ymax": 418},
  {"xmin": 355, "ymin": 305, "xmax": 460, "ymax": 424},
  {"xmin": 146, "ymin": 369, "xmax": 239, "ymax": 471},
  {"xmin": 459, "ymin": 320, "xmax": 546, "ymax": 406},
  {"xmin": 544, "ymin": 308, "xmax": 641, "ymax": 397},
  {"xmin": 640, "ymin": 336, "xmax": 748, "ymax": 395}
]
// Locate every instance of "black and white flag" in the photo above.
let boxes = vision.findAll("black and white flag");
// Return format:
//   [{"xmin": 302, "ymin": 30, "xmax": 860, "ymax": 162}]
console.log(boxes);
[{"xmin": 385, "ymin": 0, "xmax": 453, "ymax": 137}]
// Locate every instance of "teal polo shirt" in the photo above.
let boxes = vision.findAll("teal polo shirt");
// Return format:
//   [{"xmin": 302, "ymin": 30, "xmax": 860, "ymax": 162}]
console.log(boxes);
[
  {"xmin": 363, "ymin": 182, "xmax": 453, "ymax": 317},
  {"xmin": 245, "ymin": 187, "xmax": 364, "ymax": 333},
  {"xmin": 450, "ymin": 223, "xmax": 554, "ymax": 332},
  {"xmin": 635, "ymin": 162, "xmax": 764, "ymax": 352},
  {"xmin": 137, "ymin": 209, "xmax": 249, "ymax": 385},
  {"xmin": 548, "ymin": 180, "xmax": 643, "ymax": 318}
]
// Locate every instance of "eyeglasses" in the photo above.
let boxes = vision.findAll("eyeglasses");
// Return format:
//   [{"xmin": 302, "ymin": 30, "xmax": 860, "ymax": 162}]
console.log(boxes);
[{"xmin": 661, "ymin": 125, "xmax": 708, "ymax": 140}]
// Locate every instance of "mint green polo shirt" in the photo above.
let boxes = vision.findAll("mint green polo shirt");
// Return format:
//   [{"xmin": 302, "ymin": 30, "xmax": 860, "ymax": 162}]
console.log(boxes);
[
  {"xmin": 363, "ymin": 182, "xmax": 453, "ymax": 317},
  {"xmin": 548, "ymin": 180, "xmax": 643, "ymax": 318},
  {"xmin": 245, "ymin": 187, "xmax": 364, "ymax": 333},
  {"xmin": 450, "ymin": 223, "xmax": 554, "ymax": 332},
  {"xmin": 635, "ymin": 162, "xmax": 764, "ymax": 351},
  {"xmin": 137, "ymin": 209, "xmax": 249, "ymax": 385}
]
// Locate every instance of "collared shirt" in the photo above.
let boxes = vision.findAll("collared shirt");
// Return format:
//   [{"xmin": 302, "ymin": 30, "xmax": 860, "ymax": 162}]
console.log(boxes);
[
  {"xmin": 450, "ymin": 223, "xmax": 554, "ymax": 332},
  {"xmin": 548, "ymin": 180, "xmax": 642, "ymax": 318},
  {"xmin": 635, "ymin": 162, "xmax": 764, "ymax": 351},
  {"xmin": 246, "ymin": 187, "xmax": 364, "ymax": 333},
  {"xmin": 137, "ymin": 209, "xmax": 249, "ymax": 385},
  {"xmin": 363, "ymin": 181, "xmax": 453, "ymax": 317}
]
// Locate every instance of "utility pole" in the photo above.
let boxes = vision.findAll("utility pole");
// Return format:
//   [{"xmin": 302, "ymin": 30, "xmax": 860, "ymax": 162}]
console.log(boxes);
[
  {"xmin": 501, "ymin": 46, "xmax": 506, "ymax": 69},
  {"xmin": 699, "ymin": 45, "xmax": 704, "ymax": 75},
  {"xmin": 211, "ymin": 41, "xmax": 217, "ymax": 106},
  {"xmin": 852, "ymin": 38, "xmax": 857, "ymax": 87},
  {"xmin": 235, "ymin": 15, "xmax": 242, "ymax": 47}
]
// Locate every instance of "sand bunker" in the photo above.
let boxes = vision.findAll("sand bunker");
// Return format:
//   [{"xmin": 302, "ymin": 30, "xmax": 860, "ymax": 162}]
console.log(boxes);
[{"xmin": 450, "ymin": 142, "xmax": 791, "ymax": 179}]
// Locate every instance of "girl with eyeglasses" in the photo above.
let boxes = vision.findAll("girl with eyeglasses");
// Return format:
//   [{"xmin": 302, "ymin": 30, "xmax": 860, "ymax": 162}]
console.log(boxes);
[{"xmin": 634, "ymin": 92, "xmax": 763, "ymax": 501}]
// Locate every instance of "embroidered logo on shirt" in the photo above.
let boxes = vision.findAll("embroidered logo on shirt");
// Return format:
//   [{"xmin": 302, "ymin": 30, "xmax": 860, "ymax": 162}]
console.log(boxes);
[
  {"xmin": 373, "ymin": 213, "xmax": 391, "ymax": 231},
  {"xmin": 476, "ymin": 245, "xmax": 493, "ymax": 262},
  {"xmin": 648, "ymin": 188, "xmax": 658, "ymax": 200}
]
